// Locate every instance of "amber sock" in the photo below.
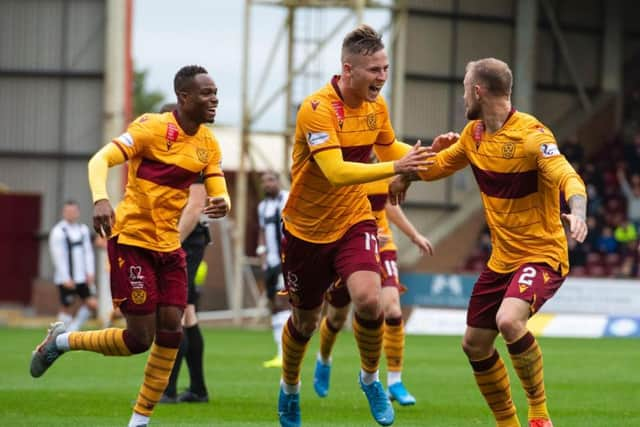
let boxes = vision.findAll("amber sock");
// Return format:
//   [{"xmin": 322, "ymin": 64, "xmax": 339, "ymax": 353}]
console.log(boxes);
[
  {"xmin": 470, "ymin": 350, "xmax": 521, "ymax": 427},
  {"xmin": 508, "ymin": 331, "xmax": 550, "ymax": 421}
]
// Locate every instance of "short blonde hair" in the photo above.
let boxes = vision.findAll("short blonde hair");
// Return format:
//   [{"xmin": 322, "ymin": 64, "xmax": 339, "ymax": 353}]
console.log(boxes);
[
  {"xmin": 466, "ymin": 58, "xmax": 512, "ymax": 97},
  {"xmin": 341, "ymin": 24, "xmax": 384, "ymax": 63}
]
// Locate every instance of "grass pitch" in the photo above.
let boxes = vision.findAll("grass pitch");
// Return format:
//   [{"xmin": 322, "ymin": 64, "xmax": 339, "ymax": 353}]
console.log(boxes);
[{"xmin": 1, "ymin": 326, "xmax": 638, "ymax": 426}]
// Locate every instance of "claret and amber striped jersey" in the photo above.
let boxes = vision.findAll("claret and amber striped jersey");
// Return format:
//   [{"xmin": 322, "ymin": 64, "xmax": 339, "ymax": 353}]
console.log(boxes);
[
  {"xmin": 282, "ymin": 76, "xmax": 397, "ymax": 243},
  {"xmin": 90, "ymin": 112, "xmax": 228, "ymax": 252},
  {"xmin": 419, "ymin": 110, "xmax": 586, "ymax": 275},
  {"xmin": 364, "ymin": 178, "xmax": 397, "ymax": 252}
]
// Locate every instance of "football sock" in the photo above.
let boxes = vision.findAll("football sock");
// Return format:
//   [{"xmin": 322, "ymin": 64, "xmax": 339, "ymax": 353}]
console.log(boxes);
[
  {"xmin": 184, "ymin": 324, "xmax": 207, "ymax": 395},
  {"xmin": 383, "ymin": 317, "xmax": 404, "ymax": 385},
  {"xmin": 470, "ymin": 350, "xmax": 520, "ymax": 427},
  {"xmin": 68, "ymin": 305, "xmax": 91, "ymax": 332},
  {"xmin": 281, "ymin": 317, "xmax": 311, "ymax": 386},
  {"xmin": 133, "ymin": 330, "xmax": 181, "ymax": 417},
  {"xmin": 164, "ymin": 333, "xmax": 187, "ymax": 397},
  {"xmin": 272, "ymin": 310, "xmax": 290, "ymax": 358},
  {"xmin": 280, "ymin": 378, "xmax": 301, "ymax": 395},
  {"xmin": 507, "ymin": 331, "xmax": 550, "ymax": 421},
  {"xmin": 319, "ymin": 316, "xmax": 340, "ymax": 363},
  {"xmin": 66, "ymin": 328, "xmax": 148, "ymax": 355},
  {"xmin": 353, "ymin": 313, "xmax": 384, "ymax": 379}
]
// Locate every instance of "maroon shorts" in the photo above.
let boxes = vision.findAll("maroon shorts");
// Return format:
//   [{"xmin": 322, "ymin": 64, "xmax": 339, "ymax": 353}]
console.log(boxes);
[
  {"xmin": 467, "ymin": 262, "xmax": 565, "ymax": 330},
  {"xmin": 108, "ymin": 237, "xmax": 187, "ymax": 315},
  {"xmin": 379, "ymin": 250, "xmax": 400, "ymax": 289},
  {"xmin": 282, "ymin": 220, "xmax": 380, "ymax": 310},
  {"xmin": 324, "ymin": 250, "xmax": 399, "ymax": 308}
]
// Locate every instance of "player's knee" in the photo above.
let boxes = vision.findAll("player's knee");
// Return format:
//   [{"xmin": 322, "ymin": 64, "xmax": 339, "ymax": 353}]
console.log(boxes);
[
  {"xmin": 123, "ymin": 329, "xmax": 153, "ymax": 354},
  {"xmin": 295, "ymin": 317, "xmax": 319, "ymax": 337},
  {"xmin": 351, "ymin": 292, "xmax": 380, "ymax": 316},
  {"xmin": 495, "ymin": 315, "xmax": 525, "ymax": 341},
  {"xmin": 461, "ymin": 336, "xmax": 489, "ymax": 359}
]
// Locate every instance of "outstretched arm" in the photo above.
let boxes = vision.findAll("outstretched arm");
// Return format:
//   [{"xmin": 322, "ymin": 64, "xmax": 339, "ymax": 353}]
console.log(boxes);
[
  {"xmin": 314, "ymin": 142, "xmax": 434, "ymax": 187},
  {"xmin": 385, "ymin": 202, "xmax": 433, "ymax": 255}
]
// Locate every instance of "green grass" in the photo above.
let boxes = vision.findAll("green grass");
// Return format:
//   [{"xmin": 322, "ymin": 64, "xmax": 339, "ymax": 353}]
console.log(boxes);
[{"xmin": 1, "ymin": 326, "xmax": 638, "ymax": 426}]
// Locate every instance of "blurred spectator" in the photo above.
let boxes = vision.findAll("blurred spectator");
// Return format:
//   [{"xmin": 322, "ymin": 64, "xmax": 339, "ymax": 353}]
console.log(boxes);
[
  {"xmin": 616, "ymin": 166, "xmax": 640, "ymax": 227},
  {"xmin": 49, "ymin": 199, "xmax": 97, "ymax": 331},
  {"xmin": 596, "ymin": 226, "xmax": 618, "ymax": 254},
  {"xmin": 613, "ymin": 216, "xmax": 638, "ymax": 245}
]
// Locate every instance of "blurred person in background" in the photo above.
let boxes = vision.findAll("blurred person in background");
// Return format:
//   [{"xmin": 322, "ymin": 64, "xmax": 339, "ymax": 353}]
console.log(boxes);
[
  {"xmin": 49, "ymin": 199, "xmax": 97, "ymax": 332},
  {"xmin": 257, "ymin": 170, "xmax": 291, "ymax": 368}
]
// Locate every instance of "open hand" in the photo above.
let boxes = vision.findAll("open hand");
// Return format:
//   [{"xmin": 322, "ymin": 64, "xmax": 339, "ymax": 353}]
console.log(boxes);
[
  {"xmin": 393, "ymin": 141, "xmax": 436, "ymax": 175},
  {"xmin": 431, "ymin": 132, "xmax": 459, "ymax": 153}
]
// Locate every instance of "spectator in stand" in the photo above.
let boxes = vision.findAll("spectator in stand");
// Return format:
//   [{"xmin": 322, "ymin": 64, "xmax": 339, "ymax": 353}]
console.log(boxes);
[
  {"xmin": 597, "ymin": 226, "xmax": 618, "ymax": 254},
  {"xmin": 613, "ymin": 215, "xmax": 638, "ymax": 246},
  {"xmin": 617, "ymin": 166, "xmax": 640, "ymax": 228}
]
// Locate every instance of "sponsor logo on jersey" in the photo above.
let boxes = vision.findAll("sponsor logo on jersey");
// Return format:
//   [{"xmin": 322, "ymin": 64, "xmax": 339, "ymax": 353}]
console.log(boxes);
[
  {"xmin": 307, "ymin": 132, "xmax": 329, "ymax": 146},
  {"xmin": 502, "ymin": 142, "xmax": 515, "ymax": 159},
  {"xmin": 542, "ymin": 271, "xmax": 550, "ymax": 283},
  {"xmin": 117, "ymin": 132, "xmax": 134, "ymax": 147},
  {"xmin": 310, "ymin": 99, "xmax": 320, "ymax": 111},
  {"xmin": 366, "ymin": 113, "xmax": 377, "ymax": 130},
  {"xmin": 540, "ymin": 143, "xmax": 560, "ymax": 158}
]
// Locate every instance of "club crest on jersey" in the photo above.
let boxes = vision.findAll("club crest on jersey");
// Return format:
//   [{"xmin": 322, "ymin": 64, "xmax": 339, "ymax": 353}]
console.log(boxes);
[
  {"xmin": 196, "ymin": 147, "xmax": 209, "ymax": 163},
  {"xmin": 310, "ymin": 99, "xmax": 320, "ymax": 111},
  {"xmin": 367, "ymin": 113, "xmax": 377, "ymax": 130},
  {"xmin": 502, "ymin": 142, "xmax": 515, "ymax": 159},
  {"xmin": 540, "ymin": 143, "xmax": 560, "ymax": 158},
  {"xmin": 131, "ymin": 289, "xmax": 147, "ymax": 305},
  {"xmin": 331, "ymin": 101, "xmax": 345, "ymax": 130}
]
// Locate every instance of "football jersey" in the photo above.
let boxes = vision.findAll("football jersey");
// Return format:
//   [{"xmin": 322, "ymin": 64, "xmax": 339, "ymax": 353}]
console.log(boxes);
[
  {"xmin": 419, "ymin": 110, "xmax": 586, "ymax": 275},
  {"xmin": 108, "ymin": 112, "xmax": 225, "ymax": 252},
  {"xmin": 363, "ymin": 178, "xmax": 397, "ymax": 252},
  {"xmin": 282, "ymin": 76, "xmax": 396, "ymax": 243}
]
